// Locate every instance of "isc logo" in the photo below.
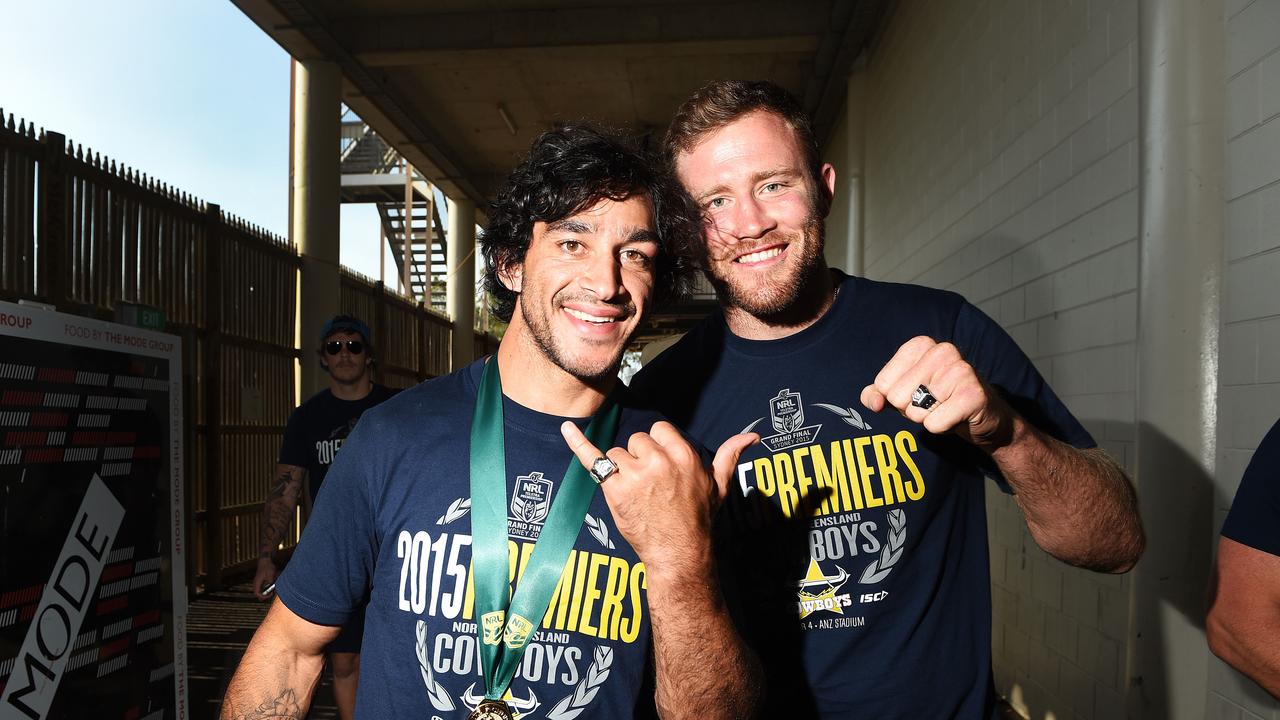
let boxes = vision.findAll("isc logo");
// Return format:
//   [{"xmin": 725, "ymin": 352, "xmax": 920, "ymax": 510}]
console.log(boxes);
[{"xmin": 859, "ymin": 591, "xmax": 890, "ymax": 603}]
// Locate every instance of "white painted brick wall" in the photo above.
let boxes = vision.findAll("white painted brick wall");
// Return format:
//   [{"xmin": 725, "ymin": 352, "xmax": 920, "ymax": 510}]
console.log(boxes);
[
  {"xmin": 1212, "ymin": 0, "xmax": 1280, "ymax": 717},
  {"xmin": 860, "ymin": 0, "xmax": 1139, "ymax": 716}
]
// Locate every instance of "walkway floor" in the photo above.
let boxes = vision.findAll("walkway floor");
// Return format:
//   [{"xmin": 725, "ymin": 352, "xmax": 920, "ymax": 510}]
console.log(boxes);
[
  {"xmin": 188, "ymin": 584, "xmax": 338, "ymax": 720},
  {"xmin": 187, "ymin": 584, "xmax": 1024, "ymax": 720}
]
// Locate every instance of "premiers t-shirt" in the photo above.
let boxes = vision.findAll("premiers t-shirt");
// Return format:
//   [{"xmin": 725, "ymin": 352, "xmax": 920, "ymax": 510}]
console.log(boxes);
[
  {"xmin": 1222, "ymin": 418, "xmax": 1280, "ymax": 557},
  {"xmin": 279, "ymin": 384, "xmax": 397, "ymax": 503},
  {"xmin": 276, "ymin": 361, "xmax": 658, "ymax": 719},
  {"xmin": 631, "ymin": 271, "xmax": 1094, "ymax": 719}
]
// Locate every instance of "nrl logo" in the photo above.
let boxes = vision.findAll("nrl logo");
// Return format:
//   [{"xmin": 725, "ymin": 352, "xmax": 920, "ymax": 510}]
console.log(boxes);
[
  {"xmin": 771, "ymin": 388, "xmax": 804, "ymax": 432},
  {"xmin": 748, "ymin": 389, "xmax": 823, "ymax": 452},
  {"xmin": 481, "ymin": 611, "xmax": 506, "ymax": 646},
  {"xmin": 511, "ymin": 472, "xmax": 552, "ymax": 523},
  {"xmin": 509, "ymin": 472, "xmax": 553, "ymax": 539},
  {"xmin": 503, "ymin": 613, "xmax": 535, "ymax": 649}
]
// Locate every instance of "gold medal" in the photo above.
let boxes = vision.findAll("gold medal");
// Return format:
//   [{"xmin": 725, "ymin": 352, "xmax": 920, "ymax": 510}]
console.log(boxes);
[{"xmin": 468, "ymin": 699, "xmax": 515, "ymax": 720}]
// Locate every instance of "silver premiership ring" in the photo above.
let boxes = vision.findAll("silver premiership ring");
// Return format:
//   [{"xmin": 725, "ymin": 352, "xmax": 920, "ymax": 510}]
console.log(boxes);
[
  {"xmin": 589, "ymin": 456, "xmax": 618, "ymax": 484},
  {"xmin": 910, "ymin": 384, "xmax": 938, "ymax": 410}
]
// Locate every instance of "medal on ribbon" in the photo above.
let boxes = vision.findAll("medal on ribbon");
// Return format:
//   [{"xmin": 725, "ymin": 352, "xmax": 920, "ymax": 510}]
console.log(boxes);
[{"xmin": 467, "ymin": 360, "xmax": 619, "ymax": 719}]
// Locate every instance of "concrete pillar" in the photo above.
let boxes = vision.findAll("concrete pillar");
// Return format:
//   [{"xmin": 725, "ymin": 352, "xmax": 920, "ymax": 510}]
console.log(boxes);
[
  {"xmin": 844, "ymin": 73, "xmax": 865, "ymax": 274},
  {"xmin": 820, "ymin": 72, "xmax": 864, "ymax": 276},
  {"xmin": 447, "ymin": 197, "xmax": 476, "ymax": 370},
  {"xmin": 1131, "ymin": 1, "xmax": 1225, "ymax": 717},
  {"xmin": 291, "ymin": 59, "xmax": 343, "ymax": 397},
  {"xmin": 845, "ymin": 71, "xmax": 866, "ymax": 277}
]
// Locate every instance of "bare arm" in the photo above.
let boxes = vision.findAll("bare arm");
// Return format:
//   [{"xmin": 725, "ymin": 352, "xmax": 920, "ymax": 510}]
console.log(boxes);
[
  {"xmin": 1207, "ymin": 537, "xmax": 1280, "ymax": 699},
  {"xmin": 989, "ymin": 418, "xmax": 1144, "ymax": 572},
  {"xmin": 645, "ymin": 538, "xmax": 762, "ymax": 718},
  {"xmin": 561, "ymin": 422, "xmax": 762, "ymax": 719},
  {"xmin": 253, "ymin": 464, "xmax": 305, "ymax": 599},
  {"xmin": 862, "ymin": 336, "xmax": 1145, "ymax": 574},
  {"xmin": 220, "ymin": 599, "xmax": 339, "ymax": 719}
]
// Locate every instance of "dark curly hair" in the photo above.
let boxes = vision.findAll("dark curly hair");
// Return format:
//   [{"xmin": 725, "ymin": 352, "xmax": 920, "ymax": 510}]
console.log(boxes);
[{"xmin": 481, "ymin": 124, "xmax": 698, "ymax": 322}]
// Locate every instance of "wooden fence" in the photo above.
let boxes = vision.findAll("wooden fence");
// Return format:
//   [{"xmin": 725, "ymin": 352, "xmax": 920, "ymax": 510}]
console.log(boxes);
[
  {"xmin": 339, "ymin": 268, "xmax": 452, "ymax": 387},
  {"xmin": 0, "ymin": 108, "xmax": 490, "ymax": 594}
]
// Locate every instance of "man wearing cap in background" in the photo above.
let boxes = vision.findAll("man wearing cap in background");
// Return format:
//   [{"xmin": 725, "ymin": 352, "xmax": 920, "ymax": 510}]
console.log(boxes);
[{"xmin": 252, "ymin": 314, "xmax": 397, "ymax": 720}]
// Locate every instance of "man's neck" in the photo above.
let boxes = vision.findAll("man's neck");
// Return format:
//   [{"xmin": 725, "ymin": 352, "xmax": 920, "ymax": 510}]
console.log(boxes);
[
  {"xmin": 330, "ymin": 376, "xmax": 374, "ymax": 401},
  {"xmin": 722, "ymin": 266, "xmax": 838, "ymax": 341},
  {"xmin": 495, "ymin": 327, "xmax": 614, "ymax": 419}
]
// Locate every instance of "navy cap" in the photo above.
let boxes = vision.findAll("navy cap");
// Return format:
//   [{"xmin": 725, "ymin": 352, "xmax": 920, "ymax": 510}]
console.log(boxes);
[{"xmin": 319, "ymin": 315, "xmax": 371, "ymax": 346}]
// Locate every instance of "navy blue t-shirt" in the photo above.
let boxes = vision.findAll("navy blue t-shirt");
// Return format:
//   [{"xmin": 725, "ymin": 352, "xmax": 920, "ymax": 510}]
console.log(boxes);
[
  {"xmin": 276, "ymin": 361, "xmax": 659, "ymax": 719},
  {"xmin": 630, "ymin": 271, "xmax": 1094, "ymax": 719},
  {"xmin": 1222, "ymin": 418, "xmax": 1280, "ymax": 557},
  {"xmin": 279, "ymin": 384, "xmax": 398, "ymax": 503}
]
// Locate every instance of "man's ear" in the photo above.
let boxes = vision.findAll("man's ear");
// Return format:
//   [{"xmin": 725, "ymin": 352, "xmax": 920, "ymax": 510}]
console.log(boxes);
[
  {"xmin": 818, "ymin": 162, "xmax": 836, "ymax": 218},
  {"xmin": 497, "ymin": 261, "xmax": 522, "ymax": 294}
]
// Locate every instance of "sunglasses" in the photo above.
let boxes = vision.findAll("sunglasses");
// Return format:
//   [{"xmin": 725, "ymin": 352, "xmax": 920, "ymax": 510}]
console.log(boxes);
[{"xmin": 324, "ymin": 340, "xmax": 365, "ymax": 355}]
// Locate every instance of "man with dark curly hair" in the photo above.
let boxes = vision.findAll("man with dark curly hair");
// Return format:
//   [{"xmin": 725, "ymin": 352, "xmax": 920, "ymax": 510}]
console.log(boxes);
[{"xmin": 222, "ymin": 125, "xmax": 760, "ymax": 720}]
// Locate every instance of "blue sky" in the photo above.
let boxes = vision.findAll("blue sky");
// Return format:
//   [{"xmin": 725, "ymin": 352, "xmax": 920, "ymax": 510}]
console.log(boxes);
[{"xmin": 0, "ymin": 0, "xmax": 386, "ymax": 278}]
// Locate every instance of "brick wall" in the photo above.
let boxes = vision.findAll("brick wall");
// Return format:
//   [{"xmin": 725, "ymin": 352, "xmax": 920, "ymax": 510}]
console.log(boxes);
[
  {"xmin": 1209, "ymin": 0, "xmax": 1280, "ymax": 717},
  {"xmin": 854, "ymin": 0, "xmax": 1140, "ymax": 716}
]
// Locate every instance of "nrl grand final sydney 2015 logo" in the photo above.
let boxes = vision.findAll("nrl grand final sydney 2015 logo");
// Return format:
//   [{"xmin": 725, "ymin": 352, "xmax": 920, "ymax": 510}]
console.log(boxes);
[
  {"xmin": 508, "ymin": 471, "xmax": 553, "ymax": 540},
  {"xmin": 759, "ymin": 388, "xmax": 823, "ymax": 452},
  {"xmin": 741, "ymin": 387, "xmax": 875, "ymax": 453}
]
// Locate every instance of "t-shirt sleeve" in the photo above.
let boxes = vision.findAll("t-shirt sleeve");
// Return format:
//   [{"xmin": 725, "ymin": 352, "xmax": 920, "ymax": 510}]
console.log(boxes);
[
  {"xmin": 953, "ymin": 301, "xmax": 1096, "ymax": 450},
  {"xmin": 1221, "ymin": 419, "xmax": 1280, "ymax": 557},
  {"xmin": 275, "ymin": 413, "xmax": 381, "ymax": 625},
  {"xmin": 278, "ymin": 406, "xmax": 310, "ymax": 468}
]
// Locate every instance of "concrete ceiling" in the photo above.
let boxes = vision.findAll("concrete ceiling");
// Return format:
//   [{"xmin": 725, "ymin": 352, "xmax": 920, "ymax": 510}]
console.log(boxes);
[{"xmin": 232, "ymin": 0, "xmax": 890, "ymax": 214}]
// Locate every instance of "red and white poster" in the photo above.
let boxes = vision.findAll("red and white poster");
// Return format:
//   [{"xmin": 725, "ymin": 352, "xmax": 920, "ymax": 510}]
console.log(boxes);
[{"xmin": 0, "ymin": 302, "xmax": 186, "ymax": 720}]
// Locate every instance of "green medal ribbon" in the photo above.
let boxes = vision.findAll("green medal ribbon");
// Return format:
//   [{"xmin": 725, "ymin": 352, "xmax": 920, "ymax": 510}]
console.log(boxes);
[{"xmin": 469, "ymin": 360, "xmax": 620, "ymax": 702}]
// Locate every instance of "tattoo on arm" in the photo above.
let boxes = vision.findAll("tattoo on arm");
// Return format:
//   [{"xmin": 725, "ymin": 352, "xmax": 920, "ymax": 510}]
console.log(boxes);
[
  {"xmin": 226, "ymin": 689, "xmax": 304, "ymax": 720},
  {"xmin": 259, "ymin": 467, "xmax": 304, "ymax": 556}
]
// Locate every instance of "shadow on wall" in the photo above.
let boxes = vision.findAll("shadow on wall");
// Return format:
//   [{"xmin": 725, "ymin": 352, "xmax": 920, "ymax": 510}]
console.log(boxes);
[
  {"xmin": 1127, "ymin": 423, "xmax": 1216, "ymax": 719},
  {"xmin": 1130, "ymin": 424, "xmax": 1280, "ymax": 715},
  {"xmin": 992, "ymin": 422, "xmax": 1218, "ymax": 720},
  {"xmin": 966, "ymin": 229, "xmax": 1213, "ymax": 718}
]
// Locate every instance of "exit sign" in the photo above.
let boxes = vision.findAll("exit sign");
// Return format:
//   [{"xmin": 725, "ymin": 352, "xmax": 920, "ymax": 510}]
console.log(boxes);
[{"xmin": 115, "ymin": 302, "xmax": 166, "ymax": 331}]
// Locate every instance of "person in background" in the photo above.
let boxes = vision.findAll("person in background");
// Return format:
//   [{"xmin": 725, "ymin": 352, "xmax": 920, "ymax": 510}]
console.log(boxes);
[
  {"xmin": 252, "ymin": 314, "xmax": 397, "ymax": 720},
  {"xmin": 1208, "ymin": 417, "xmax": 1280, "ymax": 699}
]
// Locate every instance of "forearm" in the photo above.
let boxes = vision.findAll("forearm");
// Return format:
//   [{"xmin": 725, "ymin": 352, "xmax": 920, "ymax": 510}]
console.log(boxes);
[
  {"xmin": 259, "ymin": 466, "xmax": 303, "ymax": 556},
  {"xmin": 221, "ymin": 615, "xmax": 326, "ymax": 719},
  {"xmin": 990, "ymin": 417, "xmax": 1144, "ymax": 572},
  {"xmin": 1207, "ymin": 538, "xmax": 1280, "ymax": 699},
  {"xmin": 1207, "ymin": 611, "xmax": 1280, "ymax": 698},
  {"xmin": 647, "ymin": 549, "xmax": 761, "ymax": 719}
]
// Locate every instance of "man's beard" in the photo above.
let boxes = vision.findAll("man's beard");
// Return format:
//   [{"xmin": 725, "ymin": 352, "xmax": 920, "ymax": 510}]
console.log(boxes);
[
  {"xmin": 520, "ymin": 293, "xmax": 634, "ymax": 383},
  {"xmin": 704, "ymin": 212, "xmax": 827, "ymax": 323}
]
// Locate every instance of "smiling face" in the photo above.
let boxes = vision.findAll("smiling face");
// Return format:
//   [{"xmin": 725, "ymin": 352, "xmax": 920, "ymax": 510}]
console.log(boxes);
[
  {"xmin": 503, "ymin": 195, "xmax": 658, "ymax": 382},
  {"xmin": 675, "ymin": 110, "xmax": 835, "ymax": 320}
]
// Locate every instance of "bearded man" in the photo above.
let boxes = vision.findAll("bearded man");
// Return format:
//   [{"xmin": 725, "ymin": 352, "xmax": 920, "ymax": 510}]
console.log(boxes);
[{"xmin": 631, "ymin": 80, "xmax": 1145, "ymax": 719}]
